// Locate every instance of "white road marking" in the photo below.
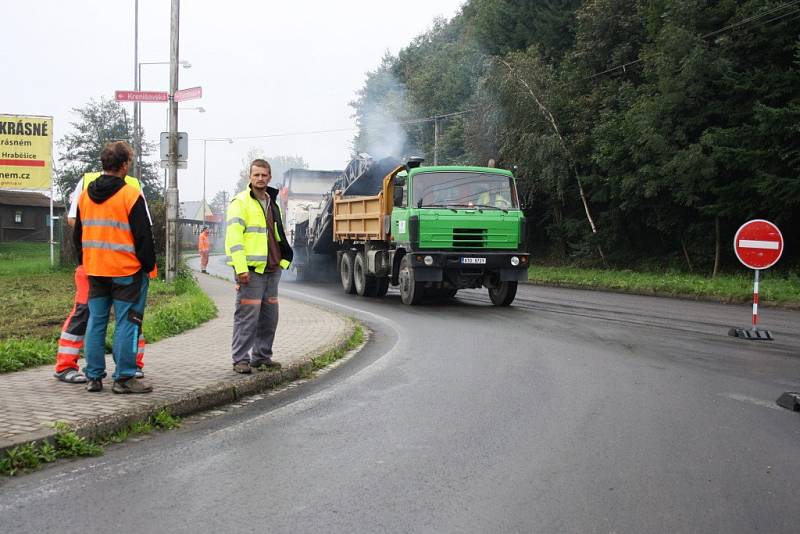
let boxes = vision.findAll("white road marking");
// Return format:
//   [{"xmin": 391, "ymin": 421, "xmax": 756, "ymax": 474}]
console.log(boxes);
[
  {"xmin": 738, "ymin": 239, "xmax": 780, "ymax": 250},
  {"xmin": 721, "ymin": 393, "xmax": 783, "ymax": 411}
]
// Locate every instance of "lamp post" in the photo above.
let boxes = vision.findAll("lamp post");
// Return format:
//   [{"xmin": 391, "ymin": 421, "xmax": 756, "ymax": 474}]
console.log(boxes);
[
  {"xmin": 202, "ymin": 138, "xmax": 234, "ymax": 222},
  {"xmin": 136, "ymin": 60, "xmax": 190, "ymax": 180}
]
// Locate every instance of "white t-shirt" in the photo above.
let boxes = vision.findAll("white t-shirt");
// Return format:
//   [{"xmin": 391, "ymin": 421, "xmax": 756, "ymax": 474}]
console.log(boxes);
[{"xmin": 68, "ymin": 176, "xmax": 153, "ymax": 224}]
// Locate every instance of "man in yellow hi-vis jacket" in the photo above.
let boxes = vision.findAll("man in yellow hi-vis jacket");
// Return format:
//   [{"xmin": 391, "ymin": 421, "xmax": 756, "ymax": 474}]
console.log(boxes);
[{"xmin": 225, "ymin": 159, "xmax": 293, "ymax": 374}]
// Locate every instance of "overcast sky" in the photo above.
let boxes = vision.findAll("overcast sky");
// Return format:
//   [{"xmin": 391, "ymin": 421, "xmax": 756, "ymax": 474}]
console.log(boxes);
[{"xmin": 1, "ymin": 0, "xmax": 465, "ymax": 202}]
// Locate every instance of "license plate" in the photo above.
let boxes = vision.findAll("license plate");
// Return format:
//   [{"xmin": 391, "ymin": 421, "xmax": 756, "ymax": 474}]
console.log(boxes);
[{"xmin": 461, "ymin": 257, "xmax": 486, "ymax": 264}]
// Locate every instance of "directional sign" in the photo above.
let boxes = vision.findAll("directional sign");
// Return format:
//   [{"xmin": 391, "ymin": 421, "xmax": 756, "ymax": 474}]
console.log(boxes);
[
  {"xmin": 174, "ymin": 86, "xmax": 202, "ymax": 102},
  {"xmin": 734, "ymin": 219, "xmax": 783, "ymax": 270},
  {"xmin": 115, "ymin": 90, "xmax": 169, "ymax": 103}
]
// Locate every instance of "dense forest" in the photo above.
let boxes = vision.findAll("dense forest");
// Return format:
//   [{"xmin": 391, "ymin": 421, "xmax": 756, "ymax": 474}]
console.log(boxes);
[{"xmin": 350, "ymin": 0, "xmax": 799, "ymax": 274}]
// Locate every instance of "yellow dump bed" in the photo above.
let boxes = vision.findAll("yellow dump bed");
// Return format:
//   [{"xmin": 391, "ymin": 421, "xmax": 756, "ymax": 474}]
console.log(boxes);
[{"xmin": 333, "ymin": 191, "xmax": 387, "ymax": 242}]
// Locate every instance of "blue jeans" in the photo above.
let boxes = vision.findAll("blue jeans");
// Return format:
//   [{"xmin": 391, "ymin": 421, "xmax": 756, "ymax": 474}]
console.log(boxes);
[{"xmin": 83, "ymin": 272, "xmax": 149, "ymax": 381}]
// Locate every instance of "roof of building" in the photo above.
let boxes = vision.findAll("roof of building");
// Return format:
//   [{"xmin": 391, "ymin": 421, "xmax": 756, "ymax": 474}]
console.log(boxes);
[{"xmin": 0, "ymin": 190, "xmax": 65, "ymax": 209}]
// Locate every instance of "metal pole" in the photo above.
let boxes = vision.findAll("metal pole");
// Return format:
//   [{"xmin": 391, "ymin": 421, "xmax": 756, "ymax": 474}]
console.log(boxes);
[
  {"xmin": 752, "ymin": 269, "xmax": 760, "ymax": 328},
  {"xmin": 49, "ymin": 184, "xmax": 54, "ymax": 266},
  {"xmin": 203, "ymin": 139, "xmax": 207, "ymax": 222},
  {"xmin": 132, "ymin": 0, "xmax": 139, "ymax": 179},
  {"xmin": 433, "ymin": 116, "xmax": 439, "ymax": 166},
  {"xmin": 166, "ymin": 0, "xmax": 180, "ymax": 282}
]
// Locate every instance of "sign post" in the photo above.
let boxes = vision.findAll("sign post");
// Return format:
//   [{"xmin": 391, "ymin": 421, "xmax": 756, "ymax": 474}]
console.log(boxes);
[{"xmin": 729, "ymin": 219, "xmax": 783, "ymax": 340}]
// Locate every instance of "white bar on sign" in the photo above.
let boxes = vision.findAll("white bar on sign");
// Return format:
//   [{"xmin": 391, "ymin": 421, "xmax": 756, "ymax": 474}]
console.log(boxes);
[{"xmin": 738, "ymin": 239, "xmax": 779, "ymax": 250}]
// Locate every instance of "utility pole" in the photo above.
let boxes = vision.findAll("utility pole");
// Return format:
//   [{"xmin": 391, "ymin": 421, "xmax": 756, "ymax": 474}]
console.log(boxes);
[
  {"xmin": 433, "ymin": 115, "xmax": 440, "ymax": 166},
  {"xmin": 132, "ymin": 0, "xmax": 139, "ymax": 179},
  {"xmin": 165, "ymin": 0, "xmax": 180, "ymax": 282}
]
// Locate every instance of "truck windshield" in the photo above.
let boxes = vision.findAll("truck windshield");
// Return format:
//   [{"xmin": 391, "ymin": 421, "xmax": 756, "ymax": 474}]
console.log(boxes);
[{"xmin": 412, "ymin": 172, "xmax": 519, "ymax": 210}]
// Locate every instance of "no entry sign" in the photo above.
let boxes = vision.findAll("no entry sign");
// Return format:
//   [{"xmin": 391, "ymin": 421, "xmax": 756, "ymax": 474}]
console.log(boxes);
[{"xmin": 734, "ymin": 219, "xmax": 783, "ymax": 270}]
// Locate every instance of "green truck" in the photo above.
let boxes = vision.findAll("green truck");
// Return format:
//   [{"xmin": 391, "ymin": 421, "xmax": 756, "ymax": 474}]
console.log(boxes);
[{"xmin": 329, "ymin": 157, "xmax": 529, "ymax": 305}]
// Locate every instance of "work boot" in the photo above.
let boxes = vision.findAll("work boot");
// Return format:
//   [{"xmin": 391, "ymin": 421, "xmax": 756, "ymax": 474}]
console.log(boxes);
[
  {"xmin": 112, "ymin": 377, "xmax": 153, "ymax": 394},
  {"xmin": 86, "ymin": 379, "xmax": 103, "ymax": 392},
  {"xmin": 233, "ymin": 361, "xmax": 252, "ymax": 374}
]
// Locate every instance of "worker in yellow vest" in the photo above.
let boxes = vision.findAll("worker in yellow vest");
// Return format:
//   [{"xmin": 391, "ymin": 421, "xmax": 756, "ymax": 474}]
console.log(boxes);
[{"xmin": 225, "ymin": 158, "xmax": 293, "ymax": 374}]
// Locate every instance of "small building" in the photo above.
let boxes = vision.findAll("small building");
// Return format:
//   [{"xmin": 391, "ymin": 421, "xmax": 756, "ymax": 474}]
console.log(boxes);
[{"xmin": 0, "ymin": 190, "xmax": 65, "ymax": 242}]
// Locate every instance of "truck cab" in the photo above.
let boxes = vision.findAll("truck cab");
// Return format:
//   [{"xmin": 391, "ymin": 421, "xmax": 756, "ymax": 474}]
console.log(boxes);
[{"xmin": 388, "ymin": 165, "xmax": 529, "ymax": 305}]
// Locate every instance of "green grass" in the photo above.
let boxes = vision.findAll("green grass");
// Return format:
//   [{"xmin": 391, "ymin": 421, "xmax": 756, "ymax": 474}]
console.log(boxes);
[
  {"xmin": 0, "ymin": 265, "xmax": 217, "ymax": 374},
  {"xmin": 311, "ymin": 324, "xmax": 364, "ymax": 371},
  {"xmin": 0, "ymin": 242, "xmax": 61, "ymax": 275},
  {"xmin": 1, "ymin": 409, "xmax": 183, "ymax": 476},
  {"xmin": 528, "ymin": 265, "xmax": 800, "ymax": 306}
]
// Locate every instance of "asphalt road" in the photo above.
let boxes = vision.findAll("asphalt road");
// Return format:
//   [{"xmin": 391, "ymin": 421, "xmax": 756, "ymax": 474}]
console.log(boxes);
[{"xmin": 2, "ymin": 256, "xmax": 799, "ymax": 533}]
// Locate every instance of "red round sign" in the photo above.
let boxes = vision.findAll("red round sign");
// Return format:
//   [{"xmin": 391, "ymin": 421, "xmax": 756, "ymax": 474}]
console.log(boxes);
[{"xmin": 734, "ymin": 219, "xmax": 783, "ymax": 270}]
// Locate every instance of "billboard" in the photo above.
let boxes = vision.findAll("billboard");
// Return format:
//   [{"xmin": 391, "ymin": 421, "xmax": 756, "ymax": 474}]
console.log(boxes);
[{"xmin": 0, "ymin": 114, "xmax": 53, "ymax": 190}]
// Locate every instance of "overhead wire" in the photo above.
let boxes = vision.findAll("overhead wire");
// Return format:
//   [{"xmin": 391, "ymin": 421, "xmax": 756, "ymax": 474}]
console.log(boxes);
[{"xmin": 584, "ymin": 0, "xmax": 800, "ymax": 80}]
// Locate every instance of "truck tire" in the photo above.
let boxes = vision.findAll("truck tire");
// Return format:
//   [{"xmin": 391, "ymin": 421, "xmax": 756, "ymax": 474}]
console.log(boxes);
[
  {"xmin": 398, "ymin": 256, "xmax": 424, "ymax": 305},
  {"xmin": 354, "ymin": 252, "xmax": 377, "ymax": 296},
  {"xmin": 375, "ymin": 277, "xmax": 390, "ymax": 297},
  {"xmin": 488, "ymin": 281, "xmax": 517, "ymax": 306},
  {"xmin": 340, "ymin": 252, "xmax": 356, "ymax": 294}
]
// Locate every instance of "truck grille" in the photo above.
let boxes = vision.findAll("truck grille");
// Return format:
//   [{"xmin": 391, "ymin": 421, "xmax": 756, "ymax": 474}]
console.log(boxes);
[{"xmin": 452, "ymin": 228, "xmax": 487, "ymax": 248}]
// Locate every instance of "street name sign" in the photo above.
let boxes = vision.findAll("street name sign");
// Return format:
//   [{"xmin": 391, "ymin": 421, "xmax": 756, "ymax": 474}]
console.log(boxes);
[
  {"xmin": 734, "ymin": 219, "xmax": 783, "ymax": 270},
  {"xmin": 174, "ymin": 86, "xmax": 202, "ymax": 102},
  {"xmin": 115, "ymin": 90, "xmax": 169, "ymax": 103},
  {"xmin": 0, "ymin": 114, "xmax": 53, "ymax": 190}
]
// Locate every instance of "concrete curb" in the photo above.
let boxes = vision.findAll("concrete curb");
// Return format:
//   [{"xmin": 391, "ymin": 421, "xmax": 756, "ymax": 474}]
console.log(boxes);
[{"xmin": 0, "ymin": 319, "xmax": 358, "ymax": 455}]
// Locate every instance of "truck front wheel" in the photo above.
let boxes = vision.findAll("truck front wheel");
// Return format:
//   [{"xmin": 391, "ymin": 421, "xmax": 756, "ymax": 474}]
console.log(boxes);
[
  {"xmin": 340, "ymin": 252, "xmax": 356, "ymax": 294},
  {"xmin": 398, "ymin": 256, "xmax": 424, "ymax": 305},
  {"xmin": 488, "ymin": 281, "xmax": 517, "ymax": 306}
]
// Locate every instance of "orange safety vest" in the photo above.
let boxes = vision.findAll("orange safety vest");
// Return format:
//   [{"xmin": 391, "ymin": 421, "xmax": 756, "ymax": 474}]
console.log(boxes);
[
  {"xmin": 78, "ymin": 183, "xmax": 143, "ymax": 277},
  {"xmin": 198, "ymin": 231, "xmax": 209, "ymax": 252}
]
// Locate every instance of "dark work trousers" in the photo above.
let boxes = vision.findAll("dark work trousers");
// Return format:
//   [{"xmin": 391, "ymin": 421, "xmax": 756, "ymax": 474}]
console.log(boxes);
[
  {"xmin": 83, "ymin": 271, "xmax": 149, "ymax": 381},
  {"xmin": 231, "ymin": 269, "xmax": 281, "ymax": 365}
]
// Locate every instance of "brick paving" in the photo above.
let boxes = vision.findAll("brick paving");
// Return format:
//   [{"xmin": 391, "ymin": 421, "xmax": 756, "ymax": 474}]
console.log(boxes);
[{"xmin": 0, "ymin": 265, "xmax": 353, "ymax": 452}]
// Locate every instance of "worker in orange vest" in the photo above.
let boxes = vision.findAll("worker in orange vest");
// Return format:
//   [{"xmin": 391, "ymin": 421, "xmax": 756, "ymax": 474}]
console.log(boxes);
[
  {"xmin": 74, "ymin": 141, "xmax": 156, "ymax": 394},
  {"xmin": 53, "ymin": 172, "xmax": 151, "ymax": 383},
  {"xmin": 198, "ymin": 226, "xmax": 210, "ymax": 273}
]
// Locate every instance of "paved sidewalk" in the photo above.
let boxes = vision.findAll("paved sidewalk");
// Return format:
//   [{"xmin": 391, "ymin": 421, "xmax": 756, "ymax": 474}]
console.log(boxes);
[{"xmin": 0, "ymin": 268, "xmax": 353, "ymax": 452}]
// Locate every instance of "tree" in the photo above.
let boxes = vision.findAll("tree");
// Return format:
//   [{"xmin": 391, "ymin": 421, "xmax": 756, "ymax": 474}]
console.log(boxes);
[
  {"xmin": 55, "ymin": 97, "xmax": 162, "ymax": 204},
  {"xmin": 233, "ymin": 149, "xmax": 308, "ymax": 193}
]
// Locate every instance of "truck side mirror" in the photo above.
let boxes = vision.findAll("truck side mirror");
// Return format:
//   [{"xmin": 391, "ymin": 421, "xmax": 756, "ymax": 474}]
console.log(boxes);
[{"xmin": 393, "ymin": 187, "xmax": 404, "ymax": 207}]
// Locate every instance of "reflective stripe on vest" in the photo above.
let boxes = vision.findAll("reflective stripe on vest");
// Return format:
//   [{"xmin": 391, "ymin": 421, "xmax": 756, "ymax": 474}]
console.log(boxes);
[{"xmin": 79, "ymin": 183, "xmax": 142, "ymax": 277}]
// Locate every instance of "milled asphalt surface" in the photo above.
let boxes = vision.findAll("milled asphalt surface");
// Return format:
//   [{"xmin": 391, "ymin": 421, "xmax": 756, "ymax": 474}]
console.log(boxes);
[
  {"xmin": 2, "ymin": 257, "xmax": 799, "ymax": 533},
  {"xmin": 0, "ymin": 258, "xmax": 354, "ymax": 452}
]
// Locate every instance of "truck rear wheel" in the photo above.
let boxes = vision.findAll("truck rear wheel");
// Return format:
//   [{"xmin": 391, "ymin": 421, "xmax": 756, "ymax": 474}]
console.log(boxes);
[
  {"xmin": 354, "ymin": 252, "xmax": 377, "ymax": 296},
  {"xmin": 488, "ymin": 281, "xmax": 517, "ymax": 306},
  {"xmin": 340, "ymin": 252, "xmax": 356, "ymax": 294},
  {"xmin": 398, "ymin": 256, "xmax": 424, "ymax": 305}
]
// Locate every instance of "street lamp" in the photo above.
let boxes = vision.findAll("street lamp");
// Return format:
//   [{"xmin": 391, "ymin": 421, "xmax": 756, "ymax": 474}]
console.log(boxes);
[
  {"xmin": 135, "ymin": 60, "xmax": 191, "ymax": 179},
  {"xmin": 202, "ymin": 138, "xmax": 234, "ymax": 221}
]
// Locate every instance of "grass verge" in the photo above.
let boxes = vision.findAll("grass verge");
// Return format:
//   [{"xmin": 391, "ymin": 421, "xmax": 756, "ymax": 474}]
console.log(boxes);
[
  {"xmin": 527, "ymin": 265, "xmax": 800, "ymax": 306},
  {"xmin": 299, "ymin": 323, "xmax": 364, "ymax": 379},
  {"xmin": 0, "ymin": 269, "xmax": 217, "ymax": 374},
  {"xmin": 0, "ymin": 409, "xmax": 181, "ymax": 477}
]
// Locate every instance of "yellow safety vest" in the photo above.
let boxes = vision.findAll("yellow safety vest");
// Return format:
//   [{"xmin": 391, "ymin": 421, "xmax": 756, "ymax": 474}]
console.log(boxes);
[
  {"xmin": 83, "ymin": 172, "xmax": 141, "ymax": 192},
  {"xmin": 225, "ymin": 189, "xmax": 290, "ymax": 274}
]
